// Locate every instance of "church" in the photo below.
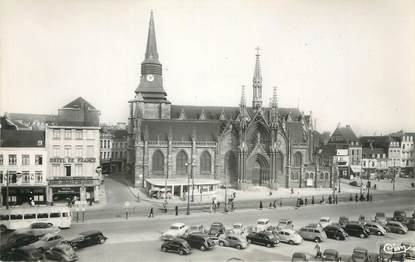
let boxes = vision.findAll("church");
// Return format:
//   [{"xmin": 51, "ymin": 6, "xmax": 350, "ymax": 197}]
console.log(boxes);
[{"xmin": 127, "ymin": 12, "xmax": 331, "ymax": 198}]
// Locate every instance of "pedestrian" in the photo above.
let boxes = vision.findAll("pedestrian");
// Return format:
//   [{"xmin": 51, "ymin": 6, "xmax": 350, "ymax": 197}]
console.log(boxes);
[
  {"xmin": 314, "ymin": 240, "xmax": 322, "ymax": 258},
  {"xmin": 374, "ymin": 184, "xmax": 377, "ymax": 190},
  {"xmin": 233, "ymin": 192, "xmax": 236, "ymax": 199},
  {"xmin": 89, "ymin": 198, "xmax": 93, "ymax": 206},
  {"xmin": 366, "ymin": 193, "xmax": 370, "ymax": 202},
  {"xmin": 279, "ymin": 199, "xmax": 283, "ymax": 207},
  {"xmin": 259, "ymin": 200, "xmax": 263, "ymax": 209},
  {"xmin": 213, "ymin": 202, "xmax": 217, "ymax": 213},
  {"xmin": 355, "ymin": 193, "xmax": 358, "ymax": 202},
  {"xmin": 304, "ymin": 197, "xmax": 308, "ymax": 205},
  {"xmin": 175, "ymin": 206, "xmax": 178, "ymax": 216},
  {"xmin": 269, "ymin": 202, "xmax": 272, "ymax": 208},
  {"xmin": 148, "ymin": 207, "xmax": 154, "ymax": 218},
  {"xmin": 311, "ymin": 196, "xmax": 315, "ymax": 205},
  {"xmin": 269, "ymin": 190, "xmax": 272, "ymax": 197},
  {"xmin": 328, "ymin": 195, "xmax": 332, "ymax": 204},
  {"xmin": 273, "ymin": 200, "xmax": 277, "ymax": 208},
  {"xmin": 349, "ymin": 193, "xmax": 353, "ymax": 201},
  {"xmin": 217, "ymin": 201, "xmax": 220, "ymax": 209},
  {"xmin": 291, "ymin": 188, "xmax": 294, "ymax": 194}
]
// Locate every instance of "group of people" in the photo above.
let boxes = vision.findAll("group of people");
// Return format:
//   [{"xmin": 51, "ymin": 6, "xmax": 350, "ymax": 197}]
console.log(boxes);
[{"xmin": 350, "ymin": 192, "xmax": 373, "ymax": 202}]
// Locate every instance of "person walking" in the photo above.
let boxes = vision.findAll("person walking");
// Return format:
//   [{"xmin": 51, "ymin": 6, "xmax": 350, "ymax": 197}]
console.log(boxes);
[
  {"xmin": 259, "ymin": 200, "xmax": 263, "ymax": 209},
  {"xmin": 148, "ymin": 207, "xmax": 154, "ymax": 218},
  {"xmin": 175, "ymin": 206, "xmax": 178, "ymax": 216},
  {"xmin": 355, "ymin": 193, "xmax": 358, "ymax": 202},
  {"xmin": 273, "ymin": 200, "xmax": 277, "ymax": 208},
  {"xmin": 314, "ymin": 240, "xmax": 322, "ymax": 258}
]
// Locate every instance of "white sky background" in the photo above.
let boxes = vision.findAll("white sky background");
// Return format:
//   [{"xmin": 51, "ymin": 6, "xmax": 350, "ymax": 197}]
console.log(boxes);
[{"xmin": 0, "ymin": 0, "xmax": 414, "ymax": 136}]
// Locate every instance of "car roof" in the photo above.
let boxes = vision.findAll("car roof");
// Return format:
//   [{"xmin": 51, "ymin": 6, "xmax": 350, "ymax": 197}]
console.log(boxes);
[
  {"xmin": 354, "ymin": 247, "xmax": 368, "ymax": 252},
  {"xmin": 233, "ymin": 223, "xmax": 243, "ymax": 226},
  {"xmin": 279, "ymin": 218, "xmax": 291, "ymax": 222},
  {"xmin": 280, "ymin": 228, "xmax": 295, "ymax": 233},
  {"xmin": 80, "ymin": 230, "xmax": 103, "ymax": 236},
  {"xmin": 320, "ymin": 217, "xmax": 330, "ymax": 220},
  {"xmin": 257, "ymin": 218, "xmax": 270, "ymax": 222},
  {"xmin": 212, "ymin": 222, "xmax": 223, "ymax": 225},
  {"xmin": 324, "ymin": 249, "xmax": 338, "ymax": 254},
  {"xmin": 171, "ymin": 223, "xmax": 186, "ymax": 227}
]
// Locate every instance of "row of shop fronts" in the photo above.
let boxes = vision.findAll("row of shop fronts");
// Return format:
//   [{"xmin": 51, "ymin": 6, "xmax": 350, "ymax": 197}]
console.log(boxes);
[{"xmin": 1, "ymin": 177, "xmax": 101, "ymax": 206}]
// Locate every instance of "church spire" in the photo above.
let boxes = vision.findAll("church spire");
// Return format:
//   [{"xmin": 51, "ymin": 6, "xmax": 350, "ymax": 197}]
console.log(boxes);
[
  {"xmin": 271, "ymin": 86, "xmax": 279, "ymax": 123},
  {"xmin": 240, "ymin": 85, "xmax": 246, "ymax": 107},
  {"xmin": 145, "ymin": 10, "xmax": 159, "ymax": 62},
  {"xmin": 252, "ymin": 47, "xmax": 263, "ymax": 110}
]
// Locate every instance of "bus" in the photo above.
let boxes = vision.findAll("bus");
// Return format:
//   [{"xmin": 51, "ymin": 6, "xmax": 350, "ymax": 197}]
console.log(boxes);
[{"xmin": 0, "ymin": 206, "xmax": 72, "ymax": 233}]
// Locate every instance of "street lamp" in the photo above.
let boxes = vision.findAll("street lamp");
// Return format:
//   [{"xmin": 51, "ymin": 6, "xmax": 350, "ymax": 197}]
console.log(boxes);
[
  {"xmin": 5, "ymin": 171, "xmax": 9, "ymax": 209},
  {"xmin": 224, "ymin": 167, "xmax": 228, "ymax": 213},
  {"xmin": 185, "ymin": 162, "xmax": 190, "ymax": 215},
  {"xmin": 191, "ymin": 160, "xmax": 195, "ymax": 203}
]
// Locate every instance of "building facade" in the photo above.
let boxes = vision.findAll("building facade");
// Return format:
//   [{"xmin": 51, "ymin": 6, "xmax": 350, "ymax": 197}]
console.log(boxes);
[
  {"xmin": 100, "ymin": 126, "xmax": 128, "ymax": 174},
  {"xmin": 45, "ymin": 97, "xmax": 102, "ymax": 203},
  {"xmin": 127, "ymin": 12, "xmax": 330, "ymax": 198},
  {"xmin": 0, "ymin": 130, "xmax": 47, "ymax": 206}
]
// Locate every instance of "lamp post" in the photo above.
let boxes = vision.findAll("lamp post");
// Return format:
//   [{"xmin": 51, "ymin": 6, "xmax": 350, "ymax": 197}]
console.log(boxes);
[
  {"xmin": 5, "ymin": 171, "xmax": 9, "ymax": 209},
  {"xmin": 185, "ymin": 162, "xmax": 190, "ymax": 215},
  {"xmin": 224, "ymin": 167, "xmax": 228, "ymax": 213},
  {"xmin": 393, "ymin": 160, "xmax": 396, "ymax": 191},
  {"xmin": 191, "ymin": 160, "xmax": 195, "ymax": 203}
]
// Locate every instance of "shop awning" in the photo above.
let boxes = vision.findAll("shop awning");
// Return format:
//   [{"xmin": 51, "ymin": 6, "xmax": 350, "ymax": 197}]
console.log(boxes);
[{"xmin": 146, "ymin": 178, "xmax": 220, "ymax": 187}]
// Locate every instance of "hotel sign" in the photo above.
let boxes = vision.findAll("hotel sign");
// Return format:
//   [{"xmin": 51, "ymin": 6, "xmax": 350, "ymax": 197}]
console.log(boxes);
[
  {"xmin": 50, "ymin": 157, "xmax": 96, "ymax": 164},
  {"xmin": 48, "ymin": 176, "xmax": 99, "ymax": 186}
]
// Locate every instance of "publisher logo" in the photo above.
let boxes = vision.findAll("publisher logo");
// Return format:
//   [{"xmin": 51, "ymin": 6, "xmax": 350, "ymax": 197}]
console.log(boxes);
[{"xmin": 383, "ymin": 243, "xmax": 409, "ymax": 254}]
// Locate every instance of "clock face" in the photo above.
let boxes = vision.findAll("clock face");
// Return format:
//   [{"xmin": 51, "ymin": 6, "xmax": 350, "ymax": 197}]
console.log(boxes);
[{"xmin": 146, "ymin": 74, "xmax": 154, "ymax": 82}]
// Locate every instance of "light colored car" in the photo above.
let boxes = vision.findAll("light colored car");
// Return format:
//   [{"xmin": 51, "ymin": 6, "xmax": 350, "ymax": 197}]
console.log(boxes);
[
  {"xmin": 15, "ymin": 222, "xmax": 61, "ymax": 237},
  {"xmin": 187, "ymin": 224, "xmax": 206, "ymax": 235},
  {"xmin": 24, "ymin": 232, "xmax": 63, "ymax": 252},
  {"xmin": 385, "ymin": 221, "xmax": 408, "ymax": 234},
  {"xmin": 319, "ymin": 217, "xmax": 331, "ymax": 228},
  {"xmin": 401, "ymin": 241, "xmax": 415, "ymax": 260},
  {"xmin": 44, "ymin": 243, "xmax": 79, "ymax": 262},
  {"xmin": 298, "ymin": 226, "xmax": 327, "ymax": 242},
  {"xmin": 231, "ymin": 223, "xmax": 245, "ymax": 235},
  {"xmin": 276, "ymin": 229, "xmax": 303, "ymax": 245},
  {"xmin": 364, "ymin": 221, "xmax": 387, "ymax": 236},
  {"xmin": 278, "ymin": 218, "xmax": 294, "ymax": 229},
  {"xmin": 161, "ymin": 223, "xmax": 189, "ymax": 240},
  {"xmin": 256, "ymin": 218, "xmax": 270, "ymax": 232},
  {"xmin": 218, "ymin": 234, "xmax": 248, "ymax": 249}
]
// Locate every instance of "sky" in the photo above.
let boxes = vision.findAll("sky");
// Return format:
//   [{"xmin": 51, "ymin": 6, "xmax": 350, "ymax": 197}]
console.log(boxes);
[{"xmin": 0, "ymin": 0, "xmax": 414, "ymax": 136}]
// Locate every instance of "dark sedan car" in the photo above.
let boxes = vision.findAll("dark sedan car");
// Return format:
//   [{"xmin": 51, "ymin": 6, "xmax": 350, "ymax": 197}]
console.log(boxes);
[
  {"xmin": 322, "ymin": 249, "xmax": 341, "ymax": 262},
  {"xmin": 323, "ymin": 225, "xmax": 348, "ymax": 240},
  {"xmin": 64, "ymin": 230, "xmax": 107, "ymax": 250},
  {"xmin": 45, "ymin": 244, "xmax": 79, "ymax": 262},
  {"xmin": 209, "ymin": 222, "xmax": 225, "ymax": 237},
  {"xmin": 183, "ymin": 233, "xmax": 215, "ymax": 251},
  {"xmin": 402, "ymin": 218, "xmax": 415, "ymax": 231},
  {"xmin": 246, "ymin": 232, "xmax": 279, "ymax": 248},
  {"xmin": 0, "ymin": 233, "xmax": 40, "ymax": 257},
  {"xmin": 344, "ymin": 224, "xmax": 369, "ymax": 239},
  {"xmin": 0, "ymin": 247, "xmax": 44, "ymax": 262},
  {"xmin": 161, "ymin": 238, "xmax": 192, "ymax": 255}
]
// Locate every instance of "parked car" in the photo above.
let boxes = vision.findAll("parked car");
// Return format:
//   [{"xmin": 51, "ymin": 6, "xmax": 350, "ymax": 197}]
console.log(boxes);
[
  {"xmin": 65, "ymin": 230, "xmax": 108, "ymax": 249},
  {"xmin": 161, "ymin": 223, "xmax": 190, "ymax": 240},
  {"xmin": 393, "ymin": 210, "xmax": 407, "ymax": 222},
  {"xmin": 322, "ymin": 249, "xmax": 341, "ymax": 262},
  {"xmin": 319, "ymin": 217, "xmax": 331, "ymax": 228},
  {"xmin": 218, "ymin": 234, "xmax": 248, "ymax": 249},
  {"xmin": 0, "ymin": 233, "xmax": 40, "ymax": 255},
  {"xmin": 44, "ymin": 243, "xmax": 79, "ymax": 262},
  {"xmin": 401, "ymin": 217, "xmax": 415, "ymax": 231},
  {"xmin": 161, "ymin": 238, "xmax": 192, "ymax": 255},
  {"xmin": 246, "ymin": 231, "xmax": 279, "ymax": 247},
  {"xmin": 183, "ymin": 233, "xmax": 215, "ymax": 251},
  {"xmin": 24, "ymin": 232, "xmax": 63, "ymax": 252},
  {"xmin": 384, "ymin": 221, "xmax": 408, "ymax": 234},
  {"xmin": 187, "ymin": 224, "xmax": 207, "ymax": 235},
  {"xmin": 209, "ymin": 222, "xmax": 225, "ymax": 237},
  {"xmin": 349, "ymin": 181, "xmax": 359, "ymax": 187},
  {"xmin": 0, "ymin": 246, "xmax": 44, "ymax": 262},
  {"xmin": 15, "ymin": 222, "xmax": 60, "ymax": 237},
  {"xmin": 344, "ymin": 224, "xmax": 369, "ymax": 239},
  {"xmin": 276, "ymin": 229, "xmax": 303, "ymax": 245},
  {"xmin": 256, "ymin": 218, "xmax": 271, "ymax": 232},
  {"xmin": 375, "ymin": 212, "xmax": 387, "ymax": 226},
  {"xmin": 323, "ymin": 225, "xmax": 348, "ymax": 240},
  {"xmin": 363, "ymin": 221, "xmax": 387, "ymax": 236},
  {"xmin": 278, "ymin": 218, "xmax": 294, "ymax": 229},
  {"xmin": 401, "ymin": 241, "xmax": 415, "ymax": 260},
  {"xmin": 292, "ymin": 252, "xmax": 311, "ymax": 262},
  {"xmin": 339, "ymin": 216, "xmax": 350, "ymax": 227},
  {"xmin": 231, "ymin": 223, "xmax": 245, "ymax": 235},
  {"xmin": 298, "ymin": 226, "xmax": 327, "ymax": 242},
  {"xmin": 350, "ymin": 247, "xmax": 369, "ymax": 262}
]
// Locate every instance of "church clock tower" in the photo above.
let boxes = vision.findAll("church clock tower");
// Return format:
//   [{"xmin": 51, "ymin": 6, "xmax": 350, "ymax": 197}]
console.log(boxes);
[{"xmin": 135, "ymin": 11, "xmax": 170, "ymax": 119}]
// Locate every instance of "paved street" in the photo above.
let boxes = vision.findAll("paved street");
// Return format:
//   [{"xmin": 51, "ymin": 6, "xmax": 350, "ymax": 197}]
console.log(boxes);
[
  {"xmin": 104, "ymin": 174, "xmax": 138, "ymax": 207},
  {"xmin": 56, "ymin": 191, "xmax": 414, "ymax": 262}
]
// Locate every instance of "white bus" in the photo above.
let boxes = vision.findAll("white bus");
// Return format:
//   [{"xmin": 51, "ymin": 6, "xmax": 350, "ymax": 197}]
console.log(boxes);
[{"xmin": 0, "ymin": 206, "xmax": 72, "ymax": 233}]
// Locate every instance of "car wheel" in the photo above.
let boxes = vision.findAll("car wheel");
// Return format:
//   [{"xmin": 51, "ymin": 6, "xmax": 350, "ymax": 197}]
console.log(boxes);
[
  {"xmin": 99, "ymin": 238, "xmax": 106, "ymax": 244},
  {"xmin": 178, "ymin": 249, "xmax": 184, "ymax": 255},
  {"xmin": 288, "ymin": 240, "xmax": 294, "ymax": 245},
  {"xmin": 359, "ymin": 233, "xmax": 364, "ymax": 239},
  {"xmin": 335, "ymin": 236, "xmax": 340, "ymax": 240},
  {"xmin": 219, "ymin": 241, "xmax": 224, "ymax": 246},
  {"xmin": 236, "ymin": 245, "xmax": 241, "ymax": 250},
  {"xmin": 266, "ymin": 243, "xmax": 271, "ymax": 248},
  {"xmin": 0, "ymin": 225, "xmax": 7, "ymax": 234},
  {"xmin": 200, "ymin": 245, "xmax": 206, "ymax": 251},
  {"xmin": 161, "ymin": 246, "xmax": 167, "ymax": 252}
]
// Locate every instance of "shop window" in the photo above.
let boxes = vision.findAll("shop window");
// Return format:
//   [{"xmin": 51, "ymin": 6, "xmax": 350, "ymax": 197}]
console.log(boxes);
[
  {"xmin": 22, "ymin": 155, "xmax": 30, "ymax": 165},
  {"xmin": 22, "ymin": 171, "xmax": 30, "ymax": 183},
  {"xmin": 37, "ymin": 213, "xmax": 48, "ymax": 219},
  {"xmin": 200, "ymin": 151, "xmax": 211, "ymax": 175},
  {"xmin": 10, "ymin": 214, "xmax": 23, "ymax": 220},
  {"xmin": 50, "ymin": 213, "xmax": 61, "ymax": 218},
  {"xmin": 9, "ymin": 154, "xmax": 17, "ymax": 165},
  {"xmin": 24, "ymin": 214, "xmax": 36, "ymax": 219},
  {"xmin": 35, "ymin": 171, "xmax": 43, "ymax": 182},
  {"xmin": 35, "ymin": 155, "xmax": 43, "ymax": 165},
  {"xmin": 53, "ymin": 129, "xmax": 60, "ymax": 139}
]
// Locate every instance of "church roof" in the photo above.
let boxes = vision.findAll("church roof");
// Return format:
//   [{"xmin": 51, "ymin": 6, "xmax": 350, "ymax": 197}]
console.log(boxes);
[
  {"xmin": 141, "ymin": 119, "xmax": 226, "ymax": 141},
  {"xmin": 285, "ymin": 122, "xmax": 306, "ymax": 144}
]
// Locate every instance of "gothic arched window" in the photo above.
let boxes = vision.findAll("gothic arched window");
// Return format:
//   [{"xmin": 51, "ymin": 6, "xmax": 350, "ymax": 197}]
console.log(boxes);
[
  {"xmin": 152, "ymin": 150, "xmax": 164, "ymax": 175},
  {"xmin": 293, "ymin": 152, "xmax": 303, "ymax": 166},
  {"xmin": 200, "ymin": 151, "xmax": 211, "ymax": 175},
  {"xmin": 176, "ymin": 150, "xmax": 188, "ymax": 176}
]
